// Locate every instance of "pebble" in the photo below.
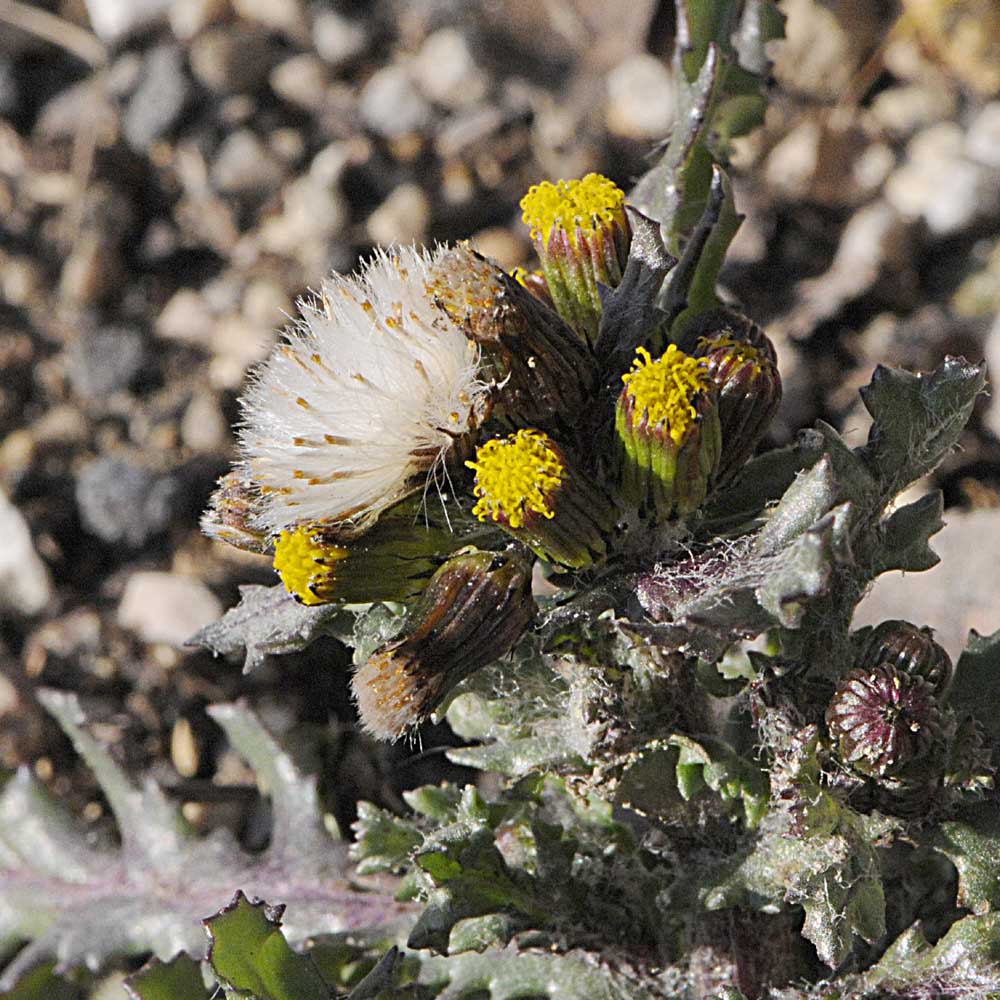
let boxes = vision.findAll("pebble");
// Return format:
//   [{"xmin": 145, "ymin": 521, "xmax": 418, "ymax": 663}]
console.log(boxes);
[
  {"xmin": 232, "ymin": 0, "xmax": 308, "ymax": 42},
  {"xmin": 156, "ymin": 288, "xmax": 215, "ymax": 344},
  {"xmin": 123, "ymin": 44, "xmax": 191, "ymax": 152},
  {"xmin": 358, "ymin": 65, "xmax": 433, "ymax": 138},
  {"xmin": 169, "ymin": 0, "xmax": 230, "ymax": 41},
  {"xmin": 258, "ymin": 173, "xmax": 349, "ymax": 269},
  {"xmin": 209, "ymin": 314, "xmax": 274, "ymax": 389},
  {"xmin": 884, "ymin": 122, "xmax": 998, "ymax": 236},
  {"xmin": 59, "ymin": 232, "xmax": 122, "ymax": 307},
  {"xmin": 118, "ymin": 571, "xmax": 222, "ymax": 647},
  {"xmin": 189, "ymin": 25, "xmax": 275, "ymax": 94},
  {"xmin": 82, "ymin": 0, "xmax": 172, "ymax": 42},
  {"xmin": 67, "ymin": 326, "xmax": 146, "ymax": 400},
  {"xmin": 312, "ymin": 10, "xmax": 369, "ymax": 70},
  {"xmin": 605, "ymin": 54, "xmax": 675, "ymax": 140},
  {"xmin": 269, "ymin": 55, "xmax": 330, "ymax": 112},
  {"xmin": 966, "ymin": 102, "xmax": 1000, "ymax": 169},
  {"xmin": 367, "ymin": 182, "xmax": 431, "ymax": 245},
  {"xmin": 211, "ymin": 129, "xmax": 285, "ymax": 195},
  {"xmin": 854, "ymin": 506, "xmax": 1000, "ymax": 660},
  {"xmin": 76, "ymin": 456, "xmax": 179, "ymax": 547},
  {"xmin": 0, "ymin": 489, "xmax": 54, "ymax": 617},
  {"xmin": 413, "ymin": 28, "xmax": 488, "ymax": 108},
  {"xmin": 869, "ymin": 84, "xmax": 956, "ymax": 140},
  {"xmin": 180, "ymin": 392, "xmax": 229, "ymax": 451},
  {"xmin": 984, "ymin": 313, "xmax": 1000, "ymax": 439}
]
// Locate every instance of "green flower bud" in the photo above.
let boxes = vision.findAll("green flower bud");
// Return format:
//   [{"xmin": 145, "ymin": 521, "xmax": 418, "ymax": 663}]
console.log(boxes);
[
  {"xmin": 428, "ymin": 244, "xmax": 597, "ymax": 434},
  {"xmin": 854, "ymin": 620, "xmax": 953, "ymax": 696},
  {"xmin": 520, "ymin": 173, "xmax": 630, "ymax": 345},
  {"xmin": 465, "ymin": 429, "xmax": 617, "ymax": 569},
  {"xmin": 352, "ymin": 547, "xmax": 535, "ymax": 740},
  {"xmin": 615, "ymin": 345, "xmax": 721, "ymax": 519}
]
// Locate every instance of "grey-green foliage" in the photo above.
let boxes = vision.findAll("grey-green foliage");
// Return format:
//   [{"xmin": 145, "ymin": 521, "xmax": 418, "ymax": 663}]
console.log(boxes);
[
  {"xmin": 5, "ymin": 2, "xmax": 1000, "ymax": 998},
  {"xmin": 0, "ymin": 693, "xmax": 412, "ymax": 993}
]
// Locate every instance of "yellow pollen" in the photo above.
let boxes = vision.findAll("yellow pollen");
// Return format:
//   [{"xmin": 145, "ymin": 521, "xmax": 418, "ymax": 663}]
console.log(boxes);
[
  {"xmin": 273, "ymin": 526, "xmax": 348, "ymax": 606},
  {"xmin": 520, "ymin": 173, "xmax": 627, "ymax": 245},
  {"xmin": 466, "ymin": 429, "xmax": 565, "ymax": 529},
  {"xmin": 621, "ymin": 345, "xmax": 712, "ymax": 445}
]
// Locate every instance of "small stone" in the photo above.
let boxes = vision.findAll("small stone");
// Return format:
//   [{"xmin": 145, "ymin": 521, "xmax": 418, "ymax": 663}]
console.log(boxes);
[
  {"xmin": 269, "ymin": 54, "xmax": 330, "ymax": 112},
  {"xmin": 169, "ymin": 0, "xmax": 229, "ymax": 41},
  {"xmin": 412, "ymin": 28, "xmax": 488, "ymax": 108},
  {"xmin": 211, "ymin": 129, "xmax": 285, "ymax": 195},
  {"xmin": 358, "ymin": 65, "xmax": 433, "ymax": 138},
  {"xmin": 118, "ymin": 571, "xmax": 222, "ymax": 647},
  {"xmin": 366, "ymin": 182, "xmax": 431, "ymax": 245},
  {"xmin": 869, "ymin": 84, "xmax": 957, "ymax": 140},
  {"xmin": 76, "ymin": 456, "xmax": 179, "ymax": 547},
  {"xmin": 966, "ymin": 103, "xmax": 1000, "ymax": 169},
  {"xmin": 764, "ymin": 119, "xmax": 821, "ymax": 201},
  {"xmin": 885, "ymin": 123, "xmax": 997, "ymax": 236},
  {"xmin": 189, "ymin": 25, "xmax": 275, "ymax": 94},
  {"xmin": 232, "ymin": 0, "xmax": 308, "ymax": 42},
  {"xmin": 59, "ymin": 232, "xmax": 121, "ymax": 306},
  {"xmin": 242, "ymin": 278, "xmax": 293, "ymax": 328},
  {"xmin": 83, "ymin": 0, "xmax": 171, "ymax": 42},
  {"xmin": 171, "ymin": 717, "xmax": 200, "ymax": 777},
  {"xmin": 156, "ymin": 289, "xmax": 215, "ymax": 344},
  {"xmin": 209, "ymin": 315, "xmax": 274, "ymax": 389},
  {"xmin": 312, "ymin": 10, "xmax": 368, "ymax": 69},
  {"xmin": 68, "ymin": 326, "xmax": 146, "ymax": 399},
  {"xmin": 123, "ymin": 44, "xmax": 191, "ymax": 152},
  {"xmin": 181, "ymin": 392, "xmax": 229, "ymax": 451},
  {"xmin": 605, "ymin": 54, "xmax": 675, "ymax": 140},
  {"xmin": 258, "ymin": 174, "xmax": 348, "ymax": 267},
  {"xmin": 0, "ymin": 489, "xmax": 54, "ymax": 617},
  {"xmin": 470, "ymin": 227, "xmax": 528, "ymax": 272}
]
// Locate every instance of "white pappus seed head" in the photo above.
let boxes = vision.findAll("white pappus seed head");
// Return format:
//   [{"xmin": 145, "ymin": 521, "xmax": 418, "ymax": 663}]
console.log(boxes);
[{"xmin": 238, "ymin": 245, "xmax": 489, "ymax": 534}]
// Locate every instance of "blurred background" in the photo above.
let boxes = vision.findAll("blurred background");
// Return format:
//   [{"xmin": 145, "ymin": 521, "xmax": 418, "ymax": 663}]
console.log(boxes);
[{"xmin": 0, "ymin": 0, "xmax": 998, "ymax": 907}]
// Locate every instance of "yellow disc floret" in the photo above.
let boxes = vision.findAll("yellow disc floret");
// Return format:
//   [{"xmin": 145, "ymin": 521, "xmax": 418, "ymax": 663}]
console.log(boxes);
[
  {"xmin": 621, "ymin": 345, "xmax": 712, "ymax": 445},
  {"xmin": 273, "ymin": 525, "xmax": 348, "ymax": 605},
  {"xmin": 520, "ymin": 173, "xmax": 627, "ymax": 246},
  {"xmin": 466, "ymin": 429, "xmax": 565, "ymax": 529}
]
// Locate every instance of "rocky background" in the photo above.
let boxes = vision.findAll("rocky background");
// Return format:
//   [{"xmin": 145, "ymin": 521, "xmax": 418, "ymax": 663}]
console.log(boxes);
[{"xmin": 0, "ymin": 1, "xmax": 998, "ymax": 985}]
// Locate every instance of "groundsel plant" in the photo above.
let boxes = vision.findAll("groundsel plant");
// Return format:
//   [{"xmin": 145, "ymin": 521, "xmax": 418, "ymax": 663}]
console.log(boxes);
[{"xmin": 6, "ymin": 5, "xmax": 999, "ymax": 998}]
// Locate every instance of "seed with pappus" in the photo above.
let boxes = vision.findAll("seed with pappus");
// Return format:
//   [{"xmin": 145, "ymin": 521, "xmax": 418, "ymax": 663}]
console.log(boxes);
[{"xmin": 235, "ymin": 246, "xmax": 491, "ymax": 537}]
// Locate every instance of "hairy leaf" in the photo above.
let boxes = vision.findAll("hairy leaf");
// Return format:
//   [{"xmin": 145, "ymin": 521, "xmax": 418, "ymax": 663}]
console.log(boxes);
[{"xmin": 0, "ymin": 692, "xmax": 414, "ymax": 989}]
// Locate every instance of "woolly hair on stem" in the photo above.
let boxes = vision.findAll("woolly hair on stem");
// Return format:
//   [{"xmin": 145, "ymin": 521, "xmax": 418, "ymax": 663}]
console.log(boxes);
[{"xmin": 237, "ymin": 246, "xmax": 491, "ymax": 536}]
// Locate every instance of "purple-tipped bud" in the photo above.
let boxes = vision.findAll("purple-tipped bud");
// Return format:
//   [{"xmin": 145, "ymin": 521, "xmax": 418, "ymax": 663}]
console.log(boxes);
[
  {"xmin": 826, "ymin": 665, "xmax": 943, "ymax": 778},
  {"xmin": 854, "ymin": 620, "xmax": 953, "ymax": 696},
  {"xmin": 690, "ymin": 314, "xmax": 781, "ymax": 487}
]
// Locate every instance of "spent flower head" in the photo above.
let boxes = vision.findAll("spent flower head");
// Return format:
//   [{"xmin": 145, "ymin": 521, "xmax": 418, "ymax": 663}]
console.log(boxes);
[{"xmin": 237, "ymin": 245, "xmax": 491, "ymax": 536}]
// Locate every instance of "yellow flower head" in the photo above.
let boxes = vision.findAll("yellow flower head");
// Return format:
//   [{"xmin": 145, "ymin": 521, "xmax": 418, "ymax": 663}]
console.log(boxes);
[
  {"xmin": 273, "ymin": 525, "xmax": 348, "ymax": 605},
  {"xmin": 466, "ymin": 429, "xmax": 566, "ymax": 529},
  {"xmin": 520, "ymin": 173, "xmax": 627, "ymax": 247},
  {"xmin": 621, "ymin": 345, "xmax": 713, "ymax": 445}
]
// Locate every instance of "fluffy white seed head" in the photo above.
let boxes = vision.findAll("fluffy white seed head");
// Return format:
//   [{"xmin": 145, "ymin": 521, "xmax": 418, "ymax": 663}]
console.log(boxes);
[{"xmin": 238, "ymin": 246, "xmax": 488, "ymax": 534}]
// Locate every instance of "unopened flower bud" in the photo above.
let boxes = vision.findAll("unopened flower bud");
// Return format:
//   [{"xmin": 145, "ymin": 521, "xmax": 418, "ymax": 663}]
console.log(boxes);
[
  {"xmin": 466, "ymin": 429, "xmax": 616, "ymax": 569},
  {"xmin": 201, "ymin": 470, "xmax": 269, "ymax": 554},
  {"xmin": 615, "ymin": 345, "xmax": 721, "ymax": 519},
  {"xmin": 520, "ymin": 173, "xmax": 630, "ymax": 345},
  {"xmin": 429, "ymin": 245, "xmax": 597, "ymax": 432},
  {"xmin": 691, "ymin": 323, "xmax": 781, "ymax": 486},
  {"xmin": 273, "ymin": 509, "xmax": 483, "ymax": 606},
  {"xmin": 352, "ymin": 547, "xmax": 535, "ymax": 740},
  {"xmin": 826, "ymin": 665, "xmax": 942, "ymax": 778},
  {"xmin": 854, "ymin": 620, "xmax": 953, "ymax": 697},
  {"xmin": 944, "ymin": 715, "xmax": 995, "ymax": 795}
]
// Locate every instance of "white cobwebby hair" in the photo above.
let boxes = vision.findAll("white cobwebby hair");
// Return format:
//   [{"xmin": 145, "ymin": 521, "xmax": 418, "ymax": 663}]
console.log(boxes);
[{"xmin": 238, "ymin": 245, "xmax": 488, "ymax": 534}]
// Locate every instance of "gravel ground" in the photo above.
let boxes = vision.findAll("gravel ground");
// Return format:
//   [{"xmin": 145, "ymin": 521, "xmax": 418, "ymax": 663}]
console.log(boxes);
[{"xmin": 0, "ymin": 0, "xmax": 998, "ymax": 909}]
